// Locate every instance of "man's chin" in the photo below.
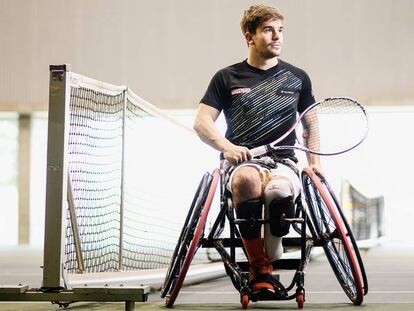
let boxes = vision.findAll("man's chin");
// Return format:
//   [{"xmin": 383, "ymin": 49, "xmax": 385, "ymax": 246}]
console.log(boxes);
[
  {"xmin": 266, "ymin": 52, "xmax": 281, "ymax": 59},
  {"xmin": 267, "ymin": 48, "xmax": 282, "ymax": 58},
  {"xmin": 273, "ymin": 49, "xmax": 282, "ymax": 57}
]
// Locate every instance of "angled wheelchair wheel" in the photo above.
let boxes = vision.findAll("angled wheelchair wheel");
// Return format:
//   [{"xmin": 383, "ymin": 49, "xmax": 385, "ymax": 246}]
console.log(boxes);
[
  {"xmin": 161, "ymin": 168, "xmax": 220, "ymax": 308},
  {"xmin": 319, "ymin": 171, "xmax": 369, "ymax": 296},
  {"xmin": 301, "ymin": 167, "xmax": 364, "ymax": 305},
  {"xmin": 160, "ymin": 171, "xmax": 210, "ymax": 299}
]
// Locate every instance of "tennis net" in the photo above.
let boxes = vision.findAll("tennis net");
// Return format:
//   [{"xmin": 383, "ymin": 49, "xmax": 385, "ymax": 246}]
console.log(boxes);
[
  {"xmin": 341, "ymin": 180, "xmax": 385, "ymax": 241},
  {"xmin": 62, "ymin": 69, "xmax": 218, "ymax": 274}
]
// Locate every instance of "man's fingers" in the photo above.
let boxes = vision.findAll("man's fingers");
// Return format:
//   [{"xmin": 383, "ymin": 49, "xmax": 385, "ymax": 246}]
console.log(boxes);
[
  {"xmin": 225, "ymin": 146, "xmax": 252, "ymax": 165},
  {"xmin": 233, "ymin": 156, "xmax": 241, "ymax": 165},
  {"xmin": 246, "ymin": 149, "xmax": 252, "ymax": 160},
  {"xmin": 233, "ymin": 154, "xmax": 245, "ymax": 164},
  {"xmin": 240, "ymin": 147, "xmax": 251, "ymax": 162}
]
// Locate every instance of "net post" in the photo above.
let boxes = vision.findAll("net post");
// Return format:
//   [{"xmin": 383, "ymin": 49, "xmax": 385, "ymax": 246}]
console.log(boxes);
[
  {"xmin": 42, "ymin": 64, "xmax": 71, "ymax": 290},
  {"xmin": 118, "ymin": 90, "xmax": 127, "ymax": 271}
]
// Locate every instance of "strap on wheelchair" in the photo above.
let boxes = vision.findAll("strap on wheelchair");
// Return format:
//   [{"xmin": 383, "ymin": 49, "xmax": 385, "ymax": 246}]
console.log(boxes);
[
  {"xmin": 267, "ymin": 154, "xmax": 300, "ymax": 177},
  {"xmin": 250, "ymin": 273, "xmax": 288, "ymax": 297},
  {"xmin": 235, "ymin": 199, "xmax": 263, "ymax": 240}
]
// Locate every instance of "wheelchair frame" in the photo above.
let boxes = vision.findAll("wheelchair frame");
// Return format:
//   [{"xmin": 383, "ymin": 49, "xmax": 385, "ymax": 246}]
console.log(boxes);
[{"xmin": 161, "ymin": 166, "xmax": 368, "ymax": 309}]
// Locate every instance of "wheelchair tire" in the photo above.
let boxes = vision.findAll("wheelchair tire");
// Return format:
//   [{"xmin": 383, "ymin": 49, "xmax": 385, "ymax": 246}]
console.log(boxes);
[
  {"xmin": 162, "ymin": 168, "xmax": 220, "ymax": 308},
  {"xmin": 160, "ymin": 171, "xmax": 210, "ymax": 299},
  {"xmin": 317, "ymin": 171, "xmax": 369, "ymax": 296},
  {"xmin": 301, "ymin": 167, "xmax": 364, "ymax": 305}
]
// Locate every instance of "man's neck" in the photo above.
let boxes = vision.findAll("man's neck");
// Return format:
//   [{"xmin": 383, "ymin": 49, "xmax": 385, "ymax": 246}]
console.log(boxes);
[{"xmin": 247, "ymin": 55, "xmax": 279, "ymax": 70}]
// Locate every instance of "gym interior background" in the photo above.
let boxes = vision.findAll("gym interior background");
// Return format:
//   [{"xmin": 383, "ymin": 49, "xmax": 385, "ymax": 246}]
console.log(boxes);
[{"xmin": 0, "ymin": 0, "xmax": 413, "ymax": 247}]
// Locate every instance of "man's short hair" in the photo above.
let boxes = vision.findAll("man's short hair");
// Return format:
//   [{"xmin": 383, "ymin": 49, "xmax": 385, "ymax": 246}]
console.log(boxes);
[{"xmin": 240, "ymin": 4, "xmax": 284, "ymax": 35}]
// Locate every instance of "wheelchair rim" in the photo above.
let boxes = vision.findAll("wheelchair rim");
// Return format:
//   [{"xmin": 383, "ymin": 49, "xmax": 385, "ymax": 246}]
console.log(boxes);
[
  {"xmin": 302, "ymin": 168, "xmax": 364, "ymax": 305},
  {"xmin": 165, "ymin": 168, "xmax": 220, "ymax": 307},
  {"xmin": 317, "ymin": 171, "xmax": 369, "ymax": 296},
  {"xmin": 160, "ymin": 171, "xmax": 211, "ymax": 298}
]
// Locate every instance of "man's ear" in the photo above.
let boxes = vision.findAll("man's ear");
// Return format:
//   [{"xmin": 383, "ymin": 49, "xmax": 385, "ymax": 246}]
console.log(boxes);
[{"xmin": 244, "ymin": 32, "xmax": 254, "ymax": 45}]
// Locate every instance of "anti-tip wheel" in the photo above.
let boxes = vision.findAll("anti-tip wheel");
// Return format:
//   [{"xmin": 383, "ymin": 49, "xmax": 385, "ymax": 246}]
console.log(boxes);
[{"xmin": 241, "ymin": 293, "xmax": 249, "ymax": 309}]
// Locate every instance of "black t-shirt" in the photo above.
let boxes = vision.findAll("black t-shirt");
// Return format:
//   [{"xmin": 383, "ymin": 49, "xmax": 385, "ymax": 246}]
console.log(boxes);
[{"xmin": 200, "ymin": 59, "xmax": 315, "ymax": 159}]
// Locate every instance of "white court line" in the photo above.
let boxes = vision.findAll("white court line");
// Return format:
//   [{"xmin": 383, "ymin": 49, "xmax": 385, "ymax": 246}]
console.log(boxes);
[{"xmin": 180, "ymin": 290, "xmax": 414, "ymax": 295}]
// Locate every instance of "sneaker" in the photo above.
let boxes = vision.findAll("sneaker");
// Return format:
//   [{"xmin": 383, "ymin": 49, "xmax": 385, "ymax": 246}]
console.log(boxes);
[
  {"xmin": 249, "ymin": 259, "xmax": 275, "ymax": 294},
  {"xmin": 250, "ymin": 273, "xmax": 276, "ymax": 294}
]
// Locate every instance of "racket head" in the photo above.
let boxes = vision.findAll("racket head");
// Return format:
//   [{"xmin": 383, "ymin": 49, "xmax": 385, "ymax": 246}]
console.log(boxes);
[{"xmin": 295, "ymin": 97, "xmax": 369, "ymax": 155}]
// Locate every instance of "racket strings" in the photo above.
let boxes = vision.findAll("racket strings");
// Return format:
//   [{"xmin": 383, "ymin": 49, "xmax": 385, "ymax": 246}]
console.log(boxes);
[{"xmin": 299, "ymin": 98, "xmax": 368, "ymax": 155}]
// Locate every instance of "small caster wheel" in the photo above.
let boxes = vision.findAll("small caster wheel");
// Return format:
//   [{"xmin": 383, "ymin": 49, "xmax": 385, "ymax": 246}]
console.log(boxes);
[
  {"xmin": 241, "ymin": 293, "xmax": 249, "ymax": 309},
  {"xmin": 296, "ymin": 292, "xmax": 304, "ymax": 309}
]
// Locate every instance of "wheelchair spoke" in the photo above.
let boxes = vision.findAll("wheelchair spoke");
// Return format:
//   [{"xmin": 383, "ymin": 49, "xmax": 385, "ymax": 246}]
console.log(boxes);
[
  {"xmin": 317, "ymin": 200, "xmax": 358, "ymax": 297},
  {"xmin": 162, "ymin": 169, "xmax": 220, "ymax": 307},
  {"xmin": 326, "ymin": 241, "xmax": 357, "ymax": 297},
  {"xmin": 302, "ymin": 168, "xmax": 364, "ymax": 305},
  {"xmin": 318, "ymin": 201, "xmax": 359, "ymax": 298},
  {"xmin": 307, "ymin": 182, "xmax": 337, "ymax": 236}
]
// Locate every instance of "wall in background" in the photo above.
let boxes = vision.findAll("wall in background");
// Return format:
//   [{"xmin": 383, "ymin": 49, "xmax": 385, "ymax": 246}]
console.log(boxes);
[{"xmin": 1, "ymin": 0, "xmax": 414, "ymax": 111}]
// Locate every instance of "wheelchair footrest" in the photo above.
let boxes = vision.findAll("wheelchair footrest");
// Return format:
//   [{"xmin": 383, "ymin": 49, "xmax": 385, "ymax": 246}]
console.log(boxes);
[
  {"xmin": 236, "ymin": 258, "xmax": 301, "ymax": 271},
  {"xmin": 250, "ymin": 288, "xmax": 288, "ymax": 302}
]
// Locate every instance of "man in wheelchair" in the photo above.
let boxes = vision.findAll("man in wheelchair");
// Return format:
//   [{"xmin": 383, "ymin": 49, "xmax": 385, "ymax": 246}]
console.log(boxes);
[{"xmin": 193, "ymin": 4, "xmax": 321, "ymax": 297}]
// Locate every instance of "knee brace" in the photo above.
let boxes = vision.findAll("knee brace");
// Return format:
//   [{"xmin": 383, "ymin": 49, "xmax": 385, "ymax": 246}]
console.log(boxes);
[
  {"xmin": 235, "ymin": 199, "xmax": 263, "ymax": 240},
  {"xmin": 264, "ymin": 178, "xmax": 295, "ymax": 237}
]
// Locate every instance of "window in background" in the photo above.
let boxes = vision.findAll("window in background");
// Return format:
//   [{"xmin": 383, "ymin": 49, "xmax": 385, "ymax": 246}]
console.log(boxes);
[
  {"xmin": 0, "ymin": 113, "xmax": 18, "ymax": 245},
  {"xmin": 30, "ymin": 112, "xmax": 48, "ymax": 247}
]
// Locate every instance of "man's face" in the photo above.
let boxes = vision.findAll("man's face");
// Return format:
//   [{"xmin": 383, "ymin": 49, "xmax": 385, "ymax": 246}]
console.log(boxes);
[{"xmin": 249, "ymin": 18, "xmax": 284, "ymax": 59}]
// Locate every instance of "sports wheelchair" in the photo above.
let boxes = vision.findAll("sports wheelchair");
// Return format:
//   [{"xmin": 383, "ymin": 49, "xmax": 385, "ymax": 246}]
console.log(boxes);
[{"xmin": 161, "ymin": 165, "xmax": 368, "ymax": 309}]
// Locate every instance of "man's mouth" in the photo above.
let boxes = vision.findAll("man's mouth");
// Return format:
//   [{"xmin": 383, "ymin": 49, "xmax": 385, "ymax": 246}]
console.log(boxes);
[{"xmin": 270, "ymin": 43, "xmax": 281, "ymax": 48}]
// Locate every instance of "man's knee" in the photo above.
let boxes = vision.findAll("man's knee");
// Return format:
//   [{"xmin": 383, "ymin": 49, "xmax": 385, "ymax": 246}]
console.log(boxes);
[{"xmin": 231, "ymin": 167, "xmax": 262, "ymax": 200}]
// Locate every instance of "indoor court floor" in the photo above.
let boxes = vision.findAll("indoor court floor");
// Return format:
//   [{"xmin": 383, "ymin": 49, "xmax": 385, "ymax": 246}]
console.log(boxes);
[{"xmin": 1, "ymin": 240, "xmax": 414, "ymax": 310}]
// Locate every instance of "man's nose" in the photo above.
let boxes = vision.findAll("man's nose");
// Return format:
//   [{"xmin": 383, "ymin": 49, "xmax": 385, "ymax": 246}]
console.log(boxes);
[{"xmin": 272, "ymin": 30, "xmax": 279, "ymax": 40}]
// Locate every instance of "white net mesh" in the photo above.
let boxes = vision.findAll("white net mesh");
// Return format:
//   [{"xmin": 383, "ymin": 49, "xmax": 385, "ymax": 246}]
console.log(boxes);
[{"xmin": 64, "ymin": 72, "xmax": 218, "ymax": 273}]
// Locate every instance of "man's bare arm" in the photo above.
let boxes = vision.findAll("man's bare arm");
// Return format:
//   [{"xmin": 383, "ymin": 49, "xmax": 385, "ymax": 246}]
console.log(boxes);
[
  {"xmin": 193, "ymin": 103, "xmax": 251, "ymax": 164},
  {"xmin": 302, "ymin": 111, "xmax": 322, "ymax": 172}
]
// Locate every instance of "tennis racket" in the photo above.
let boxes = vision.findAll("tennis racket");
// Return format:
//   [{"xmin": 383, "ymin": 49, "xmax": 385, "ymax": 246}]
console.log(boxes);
[{"xmin": 225, "ymin": 97, "xmax": 368, "ymax": 167}]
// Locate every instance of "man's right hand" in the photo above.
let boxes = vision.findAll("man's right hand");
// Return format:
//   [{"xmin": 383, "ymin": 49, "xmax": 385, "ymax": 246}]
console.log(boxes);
[{"xmin": 223, "ymin": 144, "xmax": 252, "ymax": 165}]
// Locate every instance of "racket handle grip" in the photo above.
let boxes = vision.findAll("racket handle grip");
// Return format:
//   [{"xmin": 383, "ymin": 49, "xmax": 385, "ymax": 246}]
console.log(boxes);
[
  {"xmin": 222, "ymin": 145, "xmax": 267, "ymax": 171},
  {"xmin": 250, "ymin": 146, "xmax": 267, "ymax": 158}
]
